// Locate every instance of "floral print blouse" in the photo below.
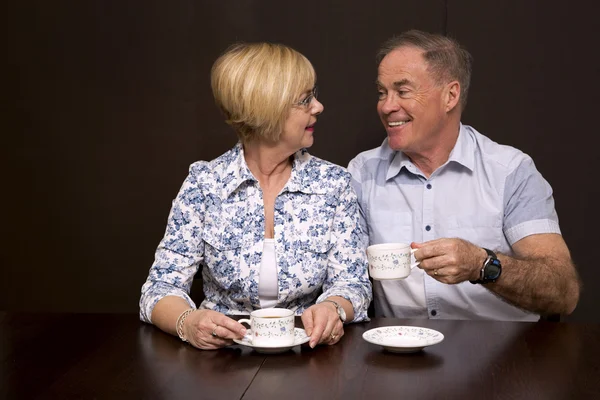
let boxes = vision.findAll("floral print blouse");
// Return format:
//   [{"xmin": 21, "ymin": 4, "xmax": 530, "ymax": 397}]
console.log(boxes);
[{"xmin": 140, "ymin": 143, "xmax": 371, "ymax": 323}]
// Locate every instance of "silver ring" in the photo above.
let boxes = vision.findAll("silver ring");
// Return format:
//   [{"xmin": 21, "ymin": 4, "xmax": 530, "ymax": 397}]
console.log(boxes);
[{"xmin": 211, "ymin": 325, "xmax": 219, "ymax": 337}]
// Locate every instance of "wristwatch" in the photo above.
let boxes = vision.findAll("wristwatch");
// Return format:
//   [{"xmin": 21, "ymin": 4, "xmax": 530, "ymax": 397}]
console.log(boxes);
[
  {"xmin": 470, "ymin": 248, "xmax": 502, "ymax": 284},
  {"xmin": 321, "ymin": 300, "xmax": 347, "ymax": 323}
]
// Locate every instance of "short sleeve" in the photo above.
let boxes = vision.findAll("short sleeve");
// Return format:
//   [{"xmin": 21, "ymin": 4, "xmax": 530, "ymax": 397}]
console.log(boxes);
[{"xmin": 503, "ymin": 157, "xmax": 561, "ymax": 244}]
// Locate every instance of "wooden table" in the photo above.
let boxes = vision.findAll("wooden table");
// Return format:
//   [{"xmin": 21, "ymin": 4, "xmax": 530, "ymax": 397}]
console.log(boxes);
[{"xmin": 1, "ymin": 312, "xmax": 598, "ymax": 399}]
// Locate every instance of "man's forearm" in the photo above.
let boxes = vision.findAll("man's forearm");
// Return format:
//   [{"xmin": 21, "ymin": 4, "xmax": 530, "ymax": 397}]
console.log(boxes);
[{"xmin": 487, "ymin": 254, "xmax": 580, "ymax": 316}]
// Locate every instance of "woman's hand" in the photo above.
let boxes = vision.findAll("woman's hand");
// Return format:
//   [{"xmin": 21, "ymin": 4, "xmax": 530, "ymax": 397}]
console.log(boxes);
[
  {"xmin": 301, "ymin": 302, "xmax": 344, "ymax": 348},
  {"xmin": 182, "ymin": 309, "xmax": 247, "ymax": 350}
]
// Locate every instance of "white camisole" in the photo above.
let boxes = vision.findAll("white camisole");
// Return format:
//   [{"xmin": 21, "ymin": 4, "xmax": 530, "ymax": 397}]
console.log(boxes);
[{"xmin": 258, "ymin": 238, "xmax": 278, "ymax": 308}]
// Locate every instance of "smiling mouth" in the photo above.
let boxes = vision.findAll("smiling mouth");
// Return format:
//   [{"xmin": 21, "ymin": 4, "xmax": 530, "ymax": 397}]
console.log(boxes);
[{"xmin": 388, "ymin": 120, "xmax": 411, "ymax": 127}]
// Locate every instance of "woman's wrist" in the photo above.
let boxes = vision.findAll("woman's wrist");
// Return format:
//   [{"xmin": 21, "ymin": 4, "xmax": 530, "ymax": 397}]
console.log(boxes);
[{"xmin": 176, "ymin": 308, "xmax": 195, "ymax": 342}]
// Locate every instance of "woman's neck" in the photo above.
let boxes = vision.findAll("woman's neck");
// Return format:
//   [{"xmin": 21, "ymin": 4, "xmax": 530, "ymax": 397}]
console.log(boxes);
[{"xmin": 243, "ymin": 140, "xmax": 293, "ymax": 183}]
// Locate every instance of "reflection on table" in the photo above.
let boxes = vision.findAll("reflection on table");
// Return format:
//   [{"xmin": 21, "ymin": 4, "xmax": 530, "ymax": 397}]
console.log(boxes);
[{"xmin": 1, "ymin": 313, "xmax": 598, "ymax": 399}]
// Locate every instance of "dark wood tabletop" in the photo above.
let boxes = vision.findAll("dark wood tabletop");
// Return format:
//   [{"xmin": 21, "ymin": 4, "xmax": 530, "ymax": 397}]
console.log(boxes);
[{"xmin": 1, "ymin": 312, "xmax": 599, "ymax": 400}]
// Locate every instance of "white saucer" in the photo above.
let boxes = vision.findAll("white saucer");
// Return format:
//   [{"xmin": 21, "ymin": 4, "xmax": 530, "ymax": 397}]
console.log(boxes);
[
  {"xmin": 233, "ymin": 328, "xmax": 310, "ymax": 354},
  {"xmin": 362, "ymin": 326, "xmax": 444, "ymax": 353}
]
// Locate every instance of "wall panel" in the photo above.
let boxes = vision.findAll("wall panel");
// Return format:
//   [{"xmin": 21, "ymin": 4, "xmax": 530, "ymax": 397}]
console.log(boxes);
[
  {"xmin": 2, "ymin": 0, "xmax": 445, "ymax": 312},
  {"xmin": 447, "ymin": 0, "xmax": 599, "ymax": 322}
]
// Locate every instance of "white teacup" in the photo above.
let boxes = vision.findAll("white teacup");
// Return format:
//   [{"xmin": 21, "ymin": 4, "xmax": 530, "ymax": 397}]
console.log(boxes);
[
  {"xmin": 238, "ymin": 308, "xmax": 295, "ymax": 347},
  {"xmin": 366, "ymin": 243, "xmax": 420, "ymax": 280}
]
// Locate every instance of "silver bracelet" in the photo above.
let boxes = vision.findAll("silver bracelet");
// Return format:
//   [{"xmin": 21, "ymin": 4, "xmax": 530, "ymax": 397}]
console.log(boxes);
[{"xmin": 176, "ymin": 308, "xmax": 195, "ymax": 342}]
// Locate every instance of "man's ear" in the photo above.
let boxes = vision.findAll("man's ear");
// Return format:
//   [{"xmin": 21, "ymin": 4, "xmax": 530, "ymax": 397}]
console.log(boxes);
[{"xmin": 445, "ymin": 81, "xmax": 460, "ymax": 112}]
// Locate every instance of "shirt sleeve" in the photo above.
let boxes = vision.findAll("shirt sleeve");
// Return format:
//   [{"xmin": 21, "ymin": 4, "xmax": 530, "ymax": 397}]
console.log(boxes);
[
  {"xmin": 139, "ymin": 164, "xmax": 207, "ymax": 323},
  {"xmin": 503, "ymin": 157, "xmax": 561, "ymax": 245},
  {"xmin": 317, "ymin": 176, "xmax": 372, "ymax": 322}
]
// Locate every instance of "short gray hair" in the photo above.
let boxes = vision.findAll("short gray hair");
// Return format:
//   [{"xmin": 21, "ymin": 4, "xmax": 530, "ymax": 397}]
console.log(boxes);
[{"xmin": 377, "ymin": 30, "xmax": 473, "ymax": 110}]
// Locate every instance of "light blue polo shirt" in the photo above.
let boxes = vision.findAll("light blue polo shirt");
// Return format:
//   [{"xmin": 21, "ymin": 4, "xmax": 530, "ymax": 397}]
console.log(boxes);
[{"xmin": 348, "ymin": 124, "xmax": 560, "ymax": 321}]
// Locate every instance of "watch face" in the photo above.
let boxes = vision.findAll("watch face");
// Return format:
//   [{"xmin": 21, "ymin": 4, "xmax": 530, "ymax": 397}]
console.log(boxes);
[
  {"xmin": 484, "ymin": 258, "xmax": 502, "ymax": 280},
  {"xmin": 338, "ymin": 307, "xmax": 347, "ymax": 322}
]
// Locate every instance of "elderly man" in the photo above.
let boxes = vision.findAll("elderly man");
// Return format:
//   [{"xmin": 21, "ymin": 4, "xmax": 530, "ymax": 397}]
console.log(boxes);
[{"xmin": 348, "ymin": 30, "xmax": 580, "ymax": 321}]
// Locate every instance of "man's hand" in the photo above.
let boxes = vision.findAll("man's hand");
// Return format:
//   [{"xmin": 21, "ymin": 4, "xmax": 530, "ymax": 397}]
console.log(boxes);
[{"xmin": 412, "ymin": 238, "xmax": 487, "ymax": 284}]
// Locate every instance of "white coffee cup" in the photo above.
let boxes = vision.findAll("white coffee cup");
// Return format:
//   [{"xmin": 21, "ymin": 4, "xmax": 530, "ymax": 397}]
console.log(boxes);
[
  {"xmin": 366, "ymin": 243, "xmax": 420, "ymax": 280},
  {"xmin": 238, "ymin": 308, "xmax": 295, "ymax": 347}
]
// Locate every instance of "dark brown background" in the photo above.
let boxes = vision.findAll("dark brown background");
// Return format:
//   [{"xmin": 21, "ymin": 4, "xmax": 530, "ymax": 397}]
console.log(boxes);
[{"xmin": 3, "ymin": 1, "xmax": 598, "ymax": 322}]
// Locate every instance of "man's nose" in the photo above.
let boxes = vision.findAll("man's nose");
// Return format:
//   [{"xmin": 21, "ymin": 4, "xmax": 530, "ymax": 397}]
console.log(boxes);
[{"xmin": 380, "ymin": 95, "xmax": 400, "ymax": 114}]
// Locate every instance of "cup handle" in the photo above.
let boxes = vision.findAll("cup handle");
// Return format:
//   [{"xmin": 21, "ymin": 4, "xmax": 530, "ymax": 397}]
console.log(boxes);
[
  {"xmin": 238, "ymin": 319, "xmax": 252, "ymax": 341},
  {"xmin": 238, "ymin": 318, "xmax": 251, "ymax": 328},
  {"xmin": 410, "ymin": 248, "xmax": 420, "ymax": 269}
]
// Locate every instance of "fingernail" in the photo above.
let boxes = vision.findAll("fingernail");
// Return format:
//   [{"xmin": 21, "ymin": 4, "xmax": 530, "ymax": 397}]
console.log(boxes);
[{"xmin": 241, "ymin": 328, "xmax": 247, "ymax": 335}]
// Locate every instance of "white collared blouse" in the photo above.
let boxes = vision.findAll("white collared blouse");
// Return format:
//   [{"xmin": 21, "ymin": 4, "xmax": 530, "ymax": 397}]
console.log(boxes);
[{"xmin": 140, "ymin": 143, "xmax": 372, "ymax": 323}]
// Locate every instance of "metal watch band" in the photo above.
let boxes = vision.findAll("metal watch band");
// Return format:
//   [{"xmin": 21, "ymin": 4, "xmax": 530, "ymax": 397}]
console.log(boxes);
[
  {"xmin": 322, "ymin": 299, "xmax": 341, "ymax": 310},
  {"xmin": 321, "ymin": 300, "xmax": 345, "ymax": 322}
]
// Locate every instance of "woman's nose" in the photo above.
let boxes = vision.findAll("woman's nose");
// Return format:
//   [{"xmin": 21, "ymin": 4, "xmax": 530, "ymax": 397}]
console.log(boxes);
[{"xmin": 312, "ymin": 98, "xmax": 324, "ymax": 115}]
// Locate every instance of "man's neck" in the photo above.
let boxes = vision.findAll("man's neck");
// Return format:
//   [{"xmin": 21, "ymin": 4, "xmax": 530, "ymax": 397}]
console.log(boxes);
[{"xmin": 405, "ymin": 121, "xmax": 461, "ymax": 178}]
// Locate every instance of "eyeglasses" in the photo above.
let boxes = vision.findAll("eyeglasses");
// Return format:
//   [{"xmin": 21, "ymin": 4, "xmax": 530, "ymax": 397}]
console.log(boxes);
[{"xmin": 295, "ymin": 86, "xmax": 318, "ymax": 108}]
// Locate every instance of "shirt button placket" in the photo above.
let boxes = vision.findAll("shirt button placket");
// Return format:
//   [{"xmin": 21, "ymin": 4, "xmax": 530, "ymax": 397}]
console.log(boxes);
[
  {"xmin": 422, "ymin": 180, "xmax": 439, "ymax": 318},
  {"xmin": 273, "ymin": 196, "xmax": 288, "ymax": 299},
  {"xmin": 423, "ymin": 181, "xmax": 434, "ymax": 240}
]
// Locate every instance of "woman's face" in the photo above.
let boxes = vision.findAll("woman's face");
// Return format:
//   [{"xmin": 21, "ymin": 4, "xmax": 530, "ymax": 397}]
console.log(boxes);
[{"xmin": 279, "ymin": 86, "xmax": 324, "ymax": 152}]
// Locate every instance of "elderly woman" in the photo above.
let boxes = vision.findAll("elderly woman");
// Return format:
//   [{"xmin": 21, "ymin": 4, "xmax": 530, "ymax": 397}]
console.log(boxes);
[{"xmin": 140, "ymin": 42, "xmax": 371, "ymax": 350}]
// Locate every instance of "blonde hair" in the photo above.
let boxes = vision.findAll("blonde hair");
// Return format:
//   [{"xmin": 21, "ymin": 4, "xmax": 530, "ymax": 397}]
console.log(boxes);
[{"xmin": 211, "ymin": 42, "xmax": 316, "ymax": 143}]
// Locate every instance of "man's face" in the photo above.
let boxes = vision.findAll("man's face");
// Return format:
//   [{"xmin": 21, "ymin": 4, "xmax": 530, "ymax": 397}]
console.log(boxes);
[{"xmin": 376, "ymin": 46, "xmax": 448, "ymax": 153}]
